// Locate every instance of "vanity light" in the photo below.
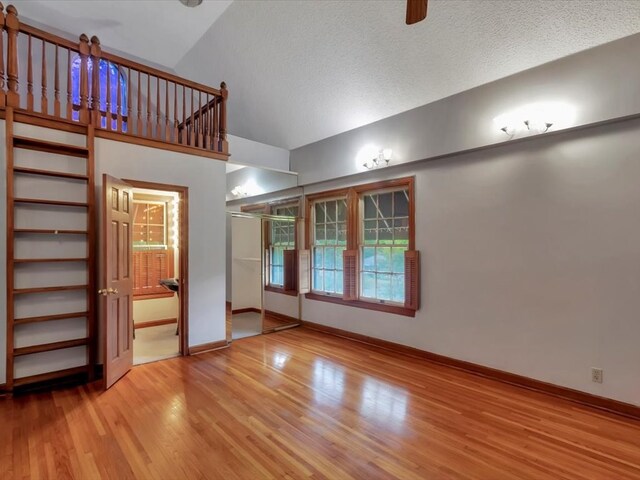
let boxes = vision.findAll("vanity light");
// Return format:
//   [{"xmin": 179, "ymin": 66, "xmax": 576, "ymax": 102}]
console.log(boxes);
[
  {"xmin": 363, "ymin": 148, "xmax": 393, "ymax": 170},
  {"xmin": 494, "ymin": 102, "xmax": 575, "ymax": 138}
]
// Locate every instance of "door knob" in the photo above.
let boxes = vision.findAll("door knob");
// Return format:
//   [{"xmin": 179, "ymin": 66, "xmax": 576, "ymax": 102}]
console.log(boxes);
[{"xmin": 98, "ymin": 288, "xmax": 119, "ymax": 296}]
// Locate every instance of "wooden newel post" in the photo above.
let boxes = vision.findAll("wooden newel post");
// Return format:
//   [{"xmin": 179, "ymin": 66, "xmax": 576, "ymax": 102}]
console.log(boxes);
[
  {"xmin": 78, "ymin": 34, "xmax": 90, "ymax": 124},
  {"xmin": 90, "ymin": 36, "xmax": 101, "ymax": 126},
  {"xmin": 219, "ymin": 81, "xmax": 228, "ymax": 154},
  {"xmin": 5, "ymin": 4, "xmax": 19, "ymax": 108},
  {"xmin": 0, "ymin": 3, "xmax": 6, "ymax": 108}
]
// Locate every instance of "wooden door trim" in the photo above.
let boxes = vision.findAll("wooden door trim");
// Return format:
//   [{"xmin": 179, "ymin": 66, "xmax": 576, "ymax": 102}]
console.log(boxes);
[{"xmin": 123, "ymin": 179, "xmax": 189, "ymax": 356}]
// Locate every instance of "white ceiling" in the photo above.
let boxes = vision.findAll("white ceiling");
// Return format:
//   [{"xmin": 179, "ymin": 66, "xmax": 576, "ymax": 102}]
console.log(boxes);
[
  {"xmin": 11, "ymin": 0, "xmax": 233, "ymax": 69},
  {"xmin": 176, "ymin": 0, "xmax": 640, "ymax": 149}
]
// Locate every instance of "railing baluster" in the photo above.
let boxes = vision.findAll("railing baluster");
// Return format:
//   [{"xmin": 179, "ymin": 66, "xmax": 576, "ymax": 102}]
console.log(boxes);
[
  {"xmin": 90, "ymin": 36, "xmax": 101, "ymax": 127},
  {"xmin": 26, "ymin": 34, "xmax": 33, "ymax": 110},
  {"xmin": 0, "ymin": 4, "xmax": 6, "ymax": 108},
  {"xmin": 54, "ymin": 44, "xmax": 60, "ymax": 117},
  {"xmin": 136, "ymin": 70, "xmax": 142, "ymax": 135},
  {"xmin": 219, "ymin": 81, "xmax": 228, "ymax": 153},
  {"xmin": 146, "ymin": 73, "xmax": 151, "ymax": 138},
  {"xmin": 78, "ymin": 34, "xmax": 90, "ymax": 123},
  {"xmin": 40, "ymin": 39, "xmax": 47, "ymax": 114},
  {"xmin": 116, "ymin": 64, "xmax": 122, "ymax": 132},
  {"xmin": 126, "ymin": 66, "xmax": 131, "ymax": 133},
  {"xmin": 165, "ymin": 79, "xmax": 170, "ymax": 142},
  {"xmin": 181, "ymin": 84, "xmax": 186, "ymax": 145},
  {"xmin": 105, "ymin": 59, "xmax": 111, "ymax": 130},
  {"xmin": 5, "ymin": 4, "xmax": 19, "ymax": 108},
  {"xmin": 156, "ymin": 75, "xmax": 160, "ymax": 140},
  {"xmin": 66, "ymin": 49, "xmax": 72, "ymax": 119},
  {"xmin": 173, "ymin": 82, "xmax": 178, "ymax": 143},
  {"xmin": 189, "ymin": 88, "xmax": 195, "ymax": 147},
  {"xmin": 213, "ymin": 96, "xmax": 219, "ymax": 152},
  {"xmin": 205, "ymin": 92, "xmax": 211, "ymax": 150},
  {"xmin": 197, "ymin": 90, "xmax": 203, "ymax": 148}
]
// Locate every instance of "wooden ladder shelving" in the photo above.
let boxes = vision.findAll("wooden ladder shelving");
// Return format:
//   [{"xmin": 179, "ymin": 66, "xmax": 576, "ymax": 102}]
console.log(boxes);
[{"xmin": 6, "ymin": 109, "xmax": 96, "ymax": 391}]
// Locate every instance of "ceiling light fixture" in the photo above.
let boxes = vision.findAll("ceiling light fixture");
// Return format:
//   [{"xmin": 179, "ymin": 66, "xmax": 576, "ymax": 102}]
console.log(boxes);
[
  {"xmin": 179, "ymin": 0, "xmax": 203, "ymax": 7},
  {"xmin": 363, "ymin": 148, "xmax": 393, "ymax": 170}
]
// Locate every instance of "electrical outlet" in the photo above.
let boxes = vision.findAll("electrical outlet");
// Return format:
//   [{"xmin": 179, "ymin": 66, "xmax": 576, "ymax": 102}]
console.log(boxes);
[{"xmin": 591, "ymin": 367, "xmax": 603, "ymax": 384}]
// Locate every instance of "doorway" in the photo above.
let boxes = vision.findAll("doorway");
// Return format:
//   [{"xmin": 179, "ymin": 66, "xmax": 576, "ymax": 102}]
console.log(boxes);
[{"xmin": 102, "ymin": 176, "xmax": 189, "ymax": 388}]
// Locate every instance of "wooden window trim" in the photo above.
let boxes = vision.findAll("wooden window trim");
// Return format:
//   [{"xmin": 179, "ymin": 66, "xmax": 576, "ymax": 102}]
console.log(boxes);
[{"xmin": 304, "ymin": 176, "xmax": 417, "ymax": 315}]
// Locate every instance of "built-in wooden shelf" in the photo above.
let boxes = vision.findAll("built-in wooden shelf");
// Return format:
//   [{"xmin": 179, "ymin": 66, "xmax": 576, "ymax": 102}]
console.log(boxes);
[
  {"xmin": 13, "ymin": 166, "xmax": 88, "ymax": 181},
  {"xmin": 12, "ymin": 135, "xmax": 88, "ymax": 158},
  {"xmin": 14, "ymin": 284, "xmax": 88, "ymax": 295},
  {"xmin": 13, "ymin": 311, "xmax": 89, "ymax": 325},
  {"xmin": 12, "ymin": 365, "xmax": 90, "ymax": 388},
  {"xmin": 14, "ymin": 198, "xmax": 88, "ymax": 208},
  {"xmin": 14, "ymin": 338, "xmax": 89, "ymax": 356},
  {"xmin": 14, "ymin": 229, "xmax": 88, "ymax": 235},
  {"xmin": 14, "ymin": 257, "xmax": 88, "ymax": 264}
]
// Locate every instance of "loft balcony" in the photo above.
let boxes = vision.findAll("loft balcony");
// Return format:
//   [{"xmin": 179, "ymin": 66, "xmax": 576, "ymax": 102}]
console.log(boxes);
[{"xmin": 0, "ymin": 4, "xmax": 228, "ymax": 160}]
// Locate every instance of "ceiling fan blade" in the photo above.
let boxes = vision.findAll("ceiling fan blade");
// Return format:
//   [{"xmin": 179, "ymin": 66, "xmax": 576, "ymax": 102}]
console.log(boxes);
[{"xmin": 406, "ymin": 0, "xmax": 428, "ymax": 25}]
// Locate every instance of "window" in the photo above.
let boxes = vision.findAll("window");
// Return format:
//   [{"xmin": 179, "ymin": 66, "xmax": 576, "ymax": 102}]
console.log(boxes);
[
  {"xmin": 305, "ymin": 177, "xmax": 419, "ymax": 316},
  {"xmin": 311, "ymin": 198, "xmax": 347, "ymax": 295},
  {"xmin": 71, "ymin": 56, "xmax": 128, "ymax": 130},
  {"xmin": 133, "ymin": 201, "xmax": 167, "ymax": 248},
  {"xmin": 269, "ymin": 204, "xmax": 298, "ymax": 287},
  {"xmin": 360, "ymin": 189, "xmax": 409, "ymax": 304}
]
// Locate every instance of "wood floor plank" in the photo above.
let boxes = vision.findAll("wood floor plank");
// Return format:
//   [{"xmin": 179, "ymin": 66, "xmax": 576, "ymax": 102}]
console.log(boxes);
[{"xmin": 1, "ymin": 327, "xmax": 639, "ymax": 479}]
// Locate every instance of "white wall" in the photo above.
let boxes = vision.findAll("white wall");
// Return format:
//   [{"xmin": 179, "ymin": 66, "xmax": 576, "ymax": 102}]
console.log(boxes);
[
  {"xmin": 231, "ymin": 216, "xmax": 262, "ymax": 310},
  {"xmin": 95, "ymin": 139, "xmax": 227, "ymax": 347},
  {"xmin": 264, "ymin": 291, "xmax": 298, "ymax": 319},
  {"xmin": 0, "ymin": 120, "xmax": 6, "ymax": 383},
  {"xmin": 228, "ymin": 134, "xmax": 290, "ymax": 171},
  {"xmin": 133, "ymin": 296, "xmax": 178, "ymax": 324}
]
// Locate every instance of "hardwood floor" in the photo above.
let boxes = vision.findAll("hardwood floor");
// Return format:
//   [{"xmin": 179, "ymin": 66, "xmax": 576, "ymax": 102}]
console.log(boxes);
[{"xmin": 2, "ymin": 327, "xmax": 640, "ymax": 479}]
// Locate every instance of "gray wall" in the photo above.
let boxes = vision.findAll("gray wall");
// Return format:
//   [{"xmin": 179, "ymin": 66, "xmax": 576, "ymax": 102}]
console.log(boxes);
[{"xmin": 291, "ymin": 33, "xmax": 640, "ymax": 185}]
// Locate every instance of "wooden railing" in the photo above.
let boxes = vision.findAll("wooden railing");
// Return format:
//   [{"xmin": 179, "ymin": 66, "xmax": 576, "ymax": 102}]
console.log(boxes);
[{"xmin": 0, "ymin": 4, "xmax": 228, "ymax": 157}]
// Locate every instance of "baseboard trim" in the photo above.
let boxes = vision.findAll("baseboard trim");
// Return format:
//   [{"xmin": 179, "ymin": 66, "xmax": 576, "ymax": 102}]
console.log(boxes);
[
  {"xmin": 188, "ymin": 340, "xmax": 229, "ymax": 355},
  {"xmin": 134, "ymin": 318, "xmax": 177, "ymax": 329},
  {"xmin": 301, "ymin": 320, "xmax": 640, "ymax": 421},
  {"xmin": 232, "ymin": 307, "xmax": 261, "ymax": 315},
  {"xmin": 264, "ymin": 309, "xmax": 299, "ymax": 324}
]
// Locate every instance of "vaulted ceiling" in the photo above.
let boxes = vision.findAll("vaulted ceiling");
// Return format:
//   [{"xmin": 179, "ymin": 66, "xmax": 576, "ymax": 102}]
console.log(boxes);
[
  {"xmin": 9, "ymin": 0, "xmax": 640, "ymax": 151},
  {"xmin": 176, "ymin": 0, "xmax": 640, "ymax": 149},
  {"xmin": 10, "ymin": 0, "xmax": 232, "ymax": 69}
]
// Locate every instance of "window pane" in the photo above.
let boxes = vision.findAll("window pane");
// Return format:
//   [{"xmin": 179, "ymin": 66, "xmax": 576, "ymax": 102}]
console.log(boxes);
[
  {"xmin": 362, "ymin": 272, "xmax": 376, "ymax": 298},
  {"xmin": 326, "ymin": 223, "xmax": 337, "ymax": 244},
  {"xmin": 337, "ymin": 223, "xmax": 347, "ymax": 243},
  {"xmin": 337, "ymin": 199, "xmax": 347, "ymax": 222},
  {"xmin": 362, "ymin": 247, "xmax": 375, "ymax": 271},
  {"xmin": 378, "ymin": 192, "xmax": 393, "ymax": 218},
  {"xmin": 315, "ymin": 224, "xmax": 325, "ymax": 244},
  {"xmin": 364, "ymin": 220, "xmax": 377, "ymax": 244},
  {"xmin": 272, "ymin": 266, "xmax": 284, "ymax": 286},
  {"xmin": 325, "ymin": 200, "xmax": 336, "ymax": 222},
  {"xmin": 391, "ymin": 274, "xmax": 405, "ymax": 303},
  {"xmin": 335, "ymin": 271, "xmax": 344, "ymax": 294},
  {"xmin": 325, "ymin": 270, "xmax": 335, "ymax": 292},
  {"xmin": 378, "ymin": 220, "xmax": 392, "ymax": 243},
  {"xmin": 394, "ymin": 190, "xmax": 409, "ymax": 217},
  {"xmin": 336, "ymin": 247, "xmax": 345, "ymax": 270},
  {"xmin": 376, "ymin": 247, "xmax": 391, "ymax": 272},
  {"xmin": 315, "ymin": 203, "xmax": 325, "ymax": 223},
  {"xmin": 325, "ymin": 247, "xmax": 335, "ymax": 270},
  {"xmin": 364, "ymin": 195, "xmax": 376, "ymax": 219},
  {"xmin": 376, "ymin": 273, "xmax": 392, "ymax": 301},
  {"xmin": 313, "ymin": 248, "xmax": 323, "ymax": 268},
  {"xmin": 391, "ymin": 247, "xmax": 405, "ymax": 274},
  {"xmin": 393, "ymin": 218, "xmax": 409, "ymax": 245},
  {"xmin": 313, "ymin": 269, "xmax": 323, "ymax": 291}
]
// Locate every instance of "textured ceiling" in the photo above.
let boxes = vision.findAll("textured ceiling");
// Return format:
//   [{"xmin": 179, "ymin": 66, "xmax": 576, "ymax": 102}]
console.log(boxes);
[
  {"xmin": 176, "ymin": 0, "xmax": 640, "ymax": 150},
  {"xmin": 10, "ymin": 0, "xmax": 232, "ymax": 69}
]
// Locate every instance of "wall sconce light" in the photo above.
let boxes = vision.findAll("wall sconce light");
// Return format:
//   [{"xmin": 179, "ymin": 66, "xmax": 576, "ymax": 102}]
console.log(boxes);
[
  {"xmin": 231, "ymin": 185, "xmax": 248, "ymax": 197},
  {"xmin": 494, "ymin": 102, "xmax": 576, "ymax": 138},
  {"xmin": 363, "ymin": 148, "xmax": 393, "ymax": 170}
]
